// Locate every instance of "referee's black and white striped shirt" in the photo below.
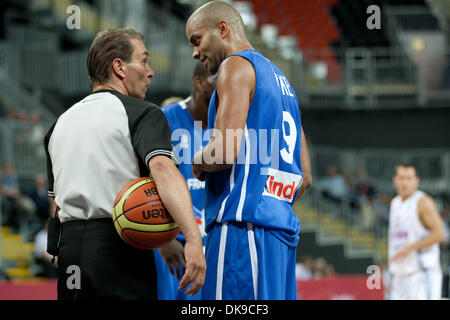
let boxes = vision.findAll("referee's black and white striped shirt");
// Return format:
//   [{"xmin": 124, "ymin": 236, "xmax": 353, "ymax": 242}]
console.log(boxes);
[{"xmin": 44, "ymin": 89, "xmax": 174, "ymax": 223}]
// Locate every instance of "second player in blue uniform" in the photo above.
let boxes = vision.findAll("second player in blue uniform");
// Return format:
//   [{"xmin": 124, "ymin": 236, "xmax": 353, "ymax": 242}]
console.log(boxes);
[{"xmin": 154, "ymin": 62, "xmax": 216, "ymax": 300}]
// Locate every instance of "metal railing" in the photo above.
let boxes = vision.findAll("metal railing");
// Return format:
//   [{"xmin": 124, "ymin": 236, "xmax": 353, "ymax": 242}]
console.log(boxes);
[
  {"xmin": 2, "ymin": 40, "xmax": 438, "ymax": 107},
  {"xmin": 299, "ymin": 186, "xmax": 388, "ymax": 262},
  {"xmin": 294, "ymin": 47, "xmax": 420, "ymax": 108},
  {"xmin": 21, "ymin": 0, "xmax": 196, "ymax": 95},
  {"xmin": 1, "ymin": 1, "xmax": 450, "ymax": 108},
  {"xmin": 384, "ymin": 5, "xmax": 450, "ymax": 106},
  {"xmin": 386, "ymin": 5, "xmax": 441, "ymax": 32},
  {"xmin": 0, "ymin": 120, "xmax": 50, "ymax": 179},
  {"xmin": 309, "ymin": 145, "xmax": 450, "ymax": 195},
  {"xmin": 0, "ymin": 52, "xmax": 57, "ymax": 124}
]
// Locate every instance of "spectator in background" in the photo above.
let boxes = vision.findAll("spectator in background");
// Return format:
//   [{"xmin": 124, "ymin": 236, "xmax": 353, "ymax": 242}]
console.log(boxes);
[
  {"xmin": 317, "ymin": 165, "xmax": 349, "ymax": 203},
  {"xmin": 28, "ymin": 174, "xmax": 50, "ymax": 224},
  {"xmin": 340, "ymin": 169, "xmax": 354, "ymax": 195},
  {"xmin": 312, "ymin": 257, "xmax": 327, "ymax": 279},
  {"xmin": 297, "ymin": 256, "xmax": 338, "ymax": 280},
  {"xmin": 1, "ymin": 164, "xmax": 36, "ymax": 233},
  {"xmin": 0, "ymin": 166, "xmax": 3, "ymax": 222},
  {"xmin": 28, "ymin": 111, "xmax": 46, "ymax": 159},
  {"xmin": 358, "ymin": 195, "xmax": 376, "ymax": 231},
  {"xmin": 324, "ymin": 264, "xmax": 337, "ymax": 278},
  {"xmin": 373, "ymin": 192, "xmax": 390, "ymax": 224},
  {"xmin": 0, "ymin": 96, "xmax": 5, "ymax": 118},
  {"xmin": 353, "ymin": 168, "xmax": 376, "ymax": 199},
  {"xmin": 160, "ymin": 96, "xmax": 184, "ymax": 108},
  {"xmin": 33, "ymin": 221, "xmax": 57, "ymax": 278},
  {"xmin": 296, "ymin": 256, "xmax": 313, "ymax": 280},
  {"xmin": 16, "ymin": 110, "xmax": 27, "ymax": 122},
  {"xmin": 6, "ymin": 109, "xmax": 17, "ymax": 121},
  {"xmin": 1, "ymin": 163, "xmax": 21, "ymax": 228}
]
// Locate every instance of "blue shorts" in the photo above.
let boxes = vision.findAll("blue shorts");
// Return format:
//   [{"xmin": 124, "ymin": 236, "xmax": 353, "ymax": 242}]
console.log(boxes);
[
  {"xmin": 154, "ymin": 249, "xmax": 202, "ymax": 300},
  {"xmin": 201, "ymin": 222, "xmax": 298, "ymax": 300}
]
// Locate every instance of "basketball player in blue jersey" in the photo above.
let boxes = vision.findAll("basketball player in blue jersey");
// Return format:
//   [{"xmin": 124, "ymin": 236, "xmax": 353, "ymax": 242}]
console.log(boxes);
[
  {"xmin": 186, "ymin": 1, "xmax": 312, "ymax": 300},
  {"xmin": 154, "ymin": 62, "xmax": 216, "ymax": 300}
]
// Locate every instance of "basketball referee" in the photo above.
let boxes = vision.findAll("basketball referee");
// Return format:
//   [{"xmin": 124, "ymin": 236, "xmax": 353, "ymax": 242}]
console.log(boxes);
[{"xmin": 44, "ymin": 28, "xmax": 206, "ymax": 300}]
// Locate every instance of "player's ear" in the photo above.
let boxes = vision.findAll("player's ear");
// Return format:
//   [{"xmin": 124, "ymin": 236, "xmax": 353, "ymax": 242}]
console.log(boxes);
[
  {"xmin": 217, "ymin": 20, "xmax": 229, "ymax": 38},
  {"xmin": 193, "ymin": 76, "xmax": 204, "ymax": 91},
  {"xmin": 112, "ymin": 58, "xmax": 126, "ymax": 80}
]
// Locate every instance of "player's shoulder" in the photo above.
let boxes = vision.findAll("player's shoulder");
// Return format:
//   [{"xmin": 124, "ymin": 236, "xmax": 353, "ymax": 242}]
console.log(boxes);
[
  {"xmin": 162, "ymin": 100, "xmax": 189, "ymax": 123},
  {"xmin": 417, "ymin": 192, "xmax": 434, "ymax": 209},
  {"xmin": 220, "ymin": 53, "xmax": 254, "ymax": 73},
  {"xmin": 217, "ymin": 54, "xmax": 256, "ymax": 89},
  {"xmin": 390, "ymin": 195, "xmax": 401, "ymax": 206},
  {"xmin": 162, "ymin": 100, "xmax": 185, "ymax": 115}
]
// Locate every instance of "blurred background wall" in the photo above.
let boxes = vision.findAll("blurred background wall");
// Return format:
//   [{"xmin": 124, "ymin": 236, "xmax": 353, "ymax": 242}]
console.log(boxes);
[{"xmin": 0, "ymin": 0, "xmax": 449, "ymax": 299}]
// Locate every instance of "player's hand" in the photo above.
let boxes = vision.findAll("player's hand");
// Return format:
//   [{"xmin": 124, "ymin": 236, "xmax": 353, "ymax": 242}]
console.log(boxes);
[
  {"xmin": 192, "ymin": 165, "xmax": 206, "ymax": 181},
  {"xmin": 178, "ymin": 239, "xmax": 206, "ymax": 296},
  {"xmin": 192, "ymin": 151, "xmax": 206, "ymax": 181},
  {"xmin": 390, "ymin": 246, "xmax": 414, "ymax": 263},
  {"xmin": 159, "ymin": 239, "xmax": 186, "ymax": 280}
]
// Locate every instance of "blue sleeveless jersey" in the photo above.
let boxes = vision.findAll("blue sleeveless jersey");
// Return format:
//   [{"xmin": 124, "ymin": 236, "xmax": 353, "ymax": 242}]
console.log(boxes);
[
  {"xmin": 205, "ymin": 49, "xmax": 303, "ymax": 237},
  {"xmin": 163, "ymin": 99, "xmax": 208, "ymax": 212},
  {"xmin": 162, "ymin": 99, "xmax": 208, "ymax": 242}
]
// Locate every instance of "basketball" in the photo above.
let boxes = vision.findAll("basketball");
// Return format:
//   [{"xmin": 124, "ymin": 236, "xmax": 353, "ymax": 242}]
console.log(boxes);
[{"xmin": 112, "ymin": 177, "xmax": 180, "ymax": 250}]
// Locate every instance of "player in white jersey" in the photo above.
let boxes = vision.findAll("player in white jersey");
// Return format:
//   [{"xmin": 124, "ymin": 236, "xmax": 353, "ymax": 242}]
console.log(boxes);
[{"xmin": 388, "ymin": 163, "xmax": 445, "ymax": 300}]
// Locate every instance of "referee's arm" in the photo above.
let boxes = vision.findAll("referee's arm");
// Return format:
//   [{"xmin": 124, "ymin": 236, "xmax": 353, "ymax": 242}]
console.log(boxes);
[
  {"xmin": 134, "ymin": 106, "xmax": 205, "ymax": 296},
  {"xmin": 149, "ymin": 155, "xmax": 206, "ymax": 296}
]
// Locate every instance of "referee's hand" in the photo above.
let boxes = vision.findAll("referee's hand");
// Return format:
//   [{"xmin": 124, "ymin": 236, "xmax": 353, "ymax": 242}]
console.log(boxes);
[{"xmin": 178, "ymin": 239, "xmax": 206, "ymax": 296}]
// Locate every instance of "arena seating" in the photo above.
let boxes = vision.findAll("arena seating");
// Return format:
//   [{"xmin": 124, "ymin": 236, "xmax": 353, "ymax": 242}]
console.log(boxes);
[
  {"xmin": 293, "ymin": 199, "xmax": 387, "ymax": 274},
  {"xmin": 1, "ymin": 226, "xmax": 34, "ymax": 279},
  {"xmin": 248, "ymin": 0, "xmax": 341, "ymax": 82}
]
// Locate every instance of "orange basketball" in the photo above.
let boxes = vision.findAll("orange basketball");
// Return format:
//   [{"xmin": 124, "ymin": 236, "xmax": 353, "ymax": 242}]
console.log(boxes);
[{"xmin": 112, "ymin": 177, "xmax": 180, "ymax": 249}]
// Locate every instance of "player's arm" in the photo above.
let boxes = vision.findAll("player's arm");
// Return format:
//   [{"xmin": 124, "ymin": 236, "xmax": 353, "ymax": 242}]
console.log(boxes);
[
  {"xmin": 296, "ymin": 127, "xmax": 312, "ymax": 199},
  {"xmin": 192, "ymin": 56, "xmax": 255, "ymax": 175},
  {"xmin": 414, "ymin": 196, "xmax": 445, "ymax": 248},
  {"xmin": 149, "ymin": 155, "xmax": 206, "ymax": 296},
  {"xmin": 391, "ymin": 195, "xmax": 445, "ymax": 262}
]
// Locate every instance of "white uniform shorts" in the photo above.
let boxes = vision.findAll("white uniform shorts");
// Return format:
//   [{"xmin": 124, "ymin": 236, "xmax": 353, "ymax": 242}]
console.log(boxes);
[{"xmin": 389, "ymin": 268, "xmax": 442, "ymax": 300}]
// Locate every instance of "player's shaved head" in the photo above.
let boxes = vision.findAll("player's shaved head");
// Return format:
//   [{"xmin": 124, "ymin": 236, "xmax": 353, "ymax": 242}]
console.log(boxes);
[
  {"xmin": 188, "ymin": 1, "xmax": 245, "ymax": 35},
  {"xmin": 186, "ymin": 1, "xmax": 252, "ymax": 75}
]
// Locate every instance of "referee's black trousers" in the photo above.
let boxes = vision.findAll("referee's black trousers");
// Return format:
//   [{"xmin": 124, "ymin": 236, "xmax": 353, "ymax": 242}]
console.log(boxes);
[{"xmin": 57, "ymin": 218, "xmax": 157, "ymax": 300}]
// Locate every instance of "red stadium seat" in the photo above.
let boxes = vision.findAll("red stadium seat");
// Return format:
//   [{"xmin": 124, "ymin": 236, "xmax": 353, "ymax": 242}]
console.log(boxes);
[{"xmin": 247, "ymin": 0, "xmax": 342, "ymax": 82}]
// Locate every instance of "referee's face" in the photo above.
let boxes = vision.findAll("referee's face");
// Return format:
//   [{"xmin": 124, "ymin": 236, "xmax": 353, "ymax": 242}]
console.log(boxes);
[{"xmin": 122, "ymin": 39, "xmax": 154, "ymax": 99}]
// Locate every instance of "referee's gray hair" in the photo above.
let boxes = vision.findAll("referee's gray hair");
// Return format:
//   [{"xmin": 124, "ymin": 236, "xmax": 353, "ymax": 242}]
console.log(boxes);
[{"xmin": 87, "ymin": 28, "xmax": 144, "ymax": 85}]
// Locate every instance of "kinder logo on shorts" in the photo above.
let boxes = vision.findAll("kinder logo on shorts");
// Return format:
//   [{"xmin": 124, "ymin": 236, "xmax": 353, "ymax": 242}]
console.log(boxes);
[{"xmin": 262, "ymin": 168, "xmax": 303, "ymax": 203}]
